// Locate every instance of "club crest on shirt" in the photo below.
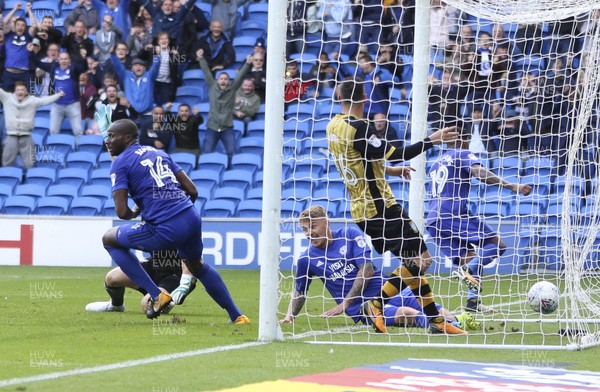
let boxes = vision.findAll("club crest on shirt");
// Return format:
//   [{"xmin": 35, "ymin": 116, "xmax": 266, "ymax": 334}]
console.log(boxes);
[
  {"xmin": 339, "ymin": 245, "xmax": 347, "ymax": 256},
  {"xmin": 355, "ymin": 236, "xmax": 366, "ymax": 248},
  {"xmin": 368, "ymin": 134, "xmax": 382, "ymax": 148}
]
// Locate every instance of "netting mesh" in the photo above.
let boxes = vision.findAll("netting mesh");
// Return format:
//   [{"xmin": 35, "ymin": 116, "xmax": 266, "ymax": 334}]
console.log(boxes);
[{"xmin": 276, "ymin": 0, "xmax": 600, "ymax": 349}]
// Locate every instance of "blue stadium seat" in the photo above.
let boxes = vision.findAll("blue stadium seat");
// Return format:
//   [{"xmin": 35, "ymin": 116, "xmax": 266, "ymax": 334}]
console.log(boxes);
[
  {"xmin": 313, "ymin": 188, "xmax": 345, "ymax": 216},
  {"xmin": 213, "ymin": 186, "xmax": 246, "ymax": 204},
  {"xmin": 2, "ymin": 196, "xmax": 36, "ymax": 215},
  {"xmin": 0, "ymin": 167, "xmax": 23, "ymax": 189},
  {"xmin": 546, "ymin": 201, "xmax": 564, "ymax": 226},
  {"xmin": 32, "ymin": 132, "xmax": 47, "ymax": 147},
  {"xmin": 197, "ymin": 152, "xmax": 228, "ymax": 173},
  {"xmin": 189, "ymin": 169, "xmax": 220, "ymax": 193},
  {"xmin": 523, "ymin": 157, "xmax": 555, "ymax": 177},
  {"xmin": 98, "ymin": 152, "xmax": 112, "ymax": 169},
  {"xmin": 0, "ymin": 184, "xmax": 13, "ymax": 203},
  {"xmin": 193, "ymin": 198, "xmax": 206, "ymax": 213},
  {"xmin": 295, "ymin": 159, "xmax": 325, "ymax": 179},
  {"xmin": 281, "ymin": 200, "xmax": 305, "ymax": 218},
  {"xmin": 14, "ymin": 184, "xmax": 46, "ymax": 200},
  {"xmin": 253, "ymin": 171, "xmax": 263, "ymax": 188},
  {"xmin": 31, "ymin": 1, "xmax": 57, "ymax": 18},
  {"xmin": 33, "ymin": 117, "xmax": 51, "ymax": 136},
  {"xmin": 80, "ymin": 184, "xmax": 112, "ymax": 203},
  {"xmin": 232, "ymin": 36, "xmax": 257, "ymax": 57},
  {"xmin": 3, "ymin": 1, "xmax": 26, "ymax": 18},
  {"xmin": 231, "ymin": 153, "xmax": 262, "ymax": 174},
  {"xmin": 66, "ymin": 151, "xmax": 97, "ymax": 171},
  {"xmin": 77, "ymin": 135, "xmax": 104, "ymax": 157},
  {"xmin": 281, "ymin": 187, "xmax": 312, "ymax": 203},
  {"xmin": 46, "ymin": 134, "xmax": 76, "ymax": 156},
  {"xmin": 182, "ymin": 69, "xmax": 206, "ymax": 87},
  {"xmin": 538, "ymin": 228, "xmax": 563, "ymax": 269},
  {"xmin": 47, "ymin": 184, "xmax": 79, "ymax": 202},
  {"xmin": 247, "ymin": 187, "xmax": 263, "ymax": 200},
  {"xmin": 70, "ymin": 197, "xmax": 103, "ymax": 216},
  {"xmin": 237, "ymin": 200, "xmax": 263, "ymax": 218},
  {"xmin": 222, "ymin": 170, "xmax": 253, "ymax": 192},
  {"xmin": 477, "ymin": 200, "xmax": 510, "ymax": 218},
  {"xmin": 35, "ymin": 151, "xmax": 66, "ymax": 170},
  {"xmin": 90, "ymin": 168, "xmax": 112, "ymax": 187},
  {"xmin": 515, "ymin": 201, "xmax": 543, "ymax": 224},
  {"xmin": 57, "ymin": 168, "xmax": 88, "ymax": 189},
  {"xmin": 239, "ymin": 137, "xmax": 264, "ymax": 155},
  {"xmin": 175, "ymin": 86, "xmax": 205, "ymax": 106},
  {"xmin": 36, "ymin": 196, "xmax": 70, "ymax": 215},
  {"xmin": 203, "ymin": 200, "xmax": 237, "ymax": 217},
  {"xmin": 282, "ymin": 135, "xmax": 305, "ymax": 157},
  {"xmin": 246, "ymin": 120, "xmax": 265, "ymax": 138},
  {"xmin": 491, "ymin": 156, "xmax": 522, "ymax": 177},
  {"xmin": 240, "ymin": 20, "xmax": 266, "ymax": 39},
  {"xmin": 171, "ymin": 152, "xmax": 197, "ymax": 173},
  {"xmin": 552, "ymin": 174, "xmax": 584, "ymax": 197},
  {"xmin": 247, "ymin": 2, "xmax": 268, "ymax": 19},
  {"xmin": 285, "ymin": 104, "xmax": 319, "ymax": 122},
  {"xmin": 195, "ymin": 1, "xmax": 211, "ymax": 21},
  {"xmin": 25, "ymin": 167, "xmax": 56, "ymax": 188}
]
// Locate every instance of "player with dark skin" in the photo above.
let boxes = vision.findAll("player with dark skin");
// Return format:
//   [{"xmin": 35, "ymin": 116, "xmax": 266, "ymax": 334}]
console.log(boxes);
[{"xmin": 102, "ymin": 120, "xmax": 203, "ymax": 276}]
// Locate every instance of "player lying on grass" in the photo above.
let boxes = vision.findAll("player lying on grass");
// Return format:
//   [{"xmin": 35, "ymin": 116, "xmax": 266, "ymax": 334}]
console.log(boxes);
[
  {"xmin": 426, "ymin": 122, "xmax": 532, "ymax": 312},
  {"xmin": 279, "ymin": 206, "xmax": 481, "ymax": 331},
  {"xmin": 86, "ymin": 251, "xmax": 197, "ymax": 314},
  {"xmin": 101, "ymin": 118, "xmax": 249, "ymax": 324}
]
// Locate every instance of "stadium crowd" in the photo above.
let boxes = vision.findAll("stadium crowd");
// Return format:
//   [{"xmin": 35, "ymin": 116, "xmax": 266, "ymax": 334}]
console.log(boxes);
[{"xmin": 0, "ymin": 0, "xmax": 598, "ymax": 216}]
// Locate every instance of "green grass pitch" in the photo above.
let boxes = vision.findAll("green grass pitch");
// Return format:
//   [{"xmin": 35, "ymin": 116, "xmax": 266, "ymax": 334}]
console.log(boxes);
[{"xmin": 1, "ymin": 265, "xmax": 599, "ymax": 391}]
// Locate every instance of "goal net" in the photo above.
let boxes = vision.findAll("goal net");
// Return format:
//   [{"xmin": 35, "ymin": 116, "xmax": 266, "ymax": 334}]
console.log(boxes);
[{"xmin": 271, "ymin": 0, "xmax": 600, "ymax": 350}]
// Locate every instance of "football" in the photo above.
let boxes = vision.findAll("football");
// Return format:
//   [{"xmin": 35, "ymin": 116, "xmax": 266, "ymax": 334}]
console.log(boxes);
[{"xmin": 528, "ymin": 281, "xmax": 560, "ymax": 314}]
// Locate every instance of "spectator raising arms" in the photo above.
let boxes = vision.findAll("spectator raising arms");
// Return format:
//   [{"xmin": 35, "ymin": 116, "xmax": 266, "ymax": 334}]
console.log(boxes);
[
  {"xmin": 198, "ymin": 48, "xmax": 252, "ymax": 169},
  {"xmin": 3, "ymin": 2, "xmax": 38, "ymax": 92},
  {"xmin": 0, "ymin": 82, "xmax": 63, "ymax": 168},
  {"xmin": 29, "ymin": 45, "xmax": 88, "ymax": 139}
]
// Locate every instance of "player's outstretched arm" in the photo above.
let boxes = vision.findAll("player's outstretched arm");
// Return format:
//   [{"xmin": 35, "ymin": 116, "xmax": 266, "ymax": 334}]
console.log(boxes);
[
  {"xmin": 279, "ymin": 291, "xmax": 306, "ymax": 324},
  {"xmin": 471, "ymin": 165, "xmax": 532, "ymax": 195},
  {"xmin": 321, "ymin": 261, "xmax": 374, "ymax": 318},
  {"xmin": 385, "ymin": 165, "xmax": 415, "ymax": 180}
]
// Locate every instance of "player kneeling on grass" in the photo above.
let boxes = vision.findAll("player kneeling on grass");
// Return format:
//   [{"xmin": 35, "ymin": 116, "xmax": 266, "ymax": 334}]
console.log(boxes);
[
  {"xmin": 100, "ymin": 118, "xmax": 249, "ymax": 324},
  {"xmin": 279, "ymin": 206, "xmax": 481, "ymax": 332},
  {"xmin": 86, "ymin": 252, "xmax": 197, "ymax": 314}
]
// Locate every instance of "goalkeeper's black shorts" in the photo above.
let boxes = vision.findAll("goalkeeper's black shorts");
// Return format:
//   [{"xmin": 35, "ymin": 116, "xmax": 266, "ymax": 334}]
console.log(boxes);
[
  {"xmin": 136, "ymin": 261, "xmax": 182, "ymax": 294},
  {"xmin": 356, "ymin": 203, "xmax": 427, "ymax": 260}
]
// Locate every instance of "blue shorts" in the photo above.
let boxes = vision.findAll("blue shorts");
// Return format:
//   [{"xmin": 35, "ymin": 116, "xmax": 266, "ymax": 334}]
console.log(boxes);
[
  {"xmin": 426, "ymin": 213, "xmax": 496, "ymax": 264},
  {"xmin": 383, "ymin": 295, "xmax": 442, "ymax": 326},
  {"xmin": 115, "ymin": 206, "xmax": 204, "ymax": 261}
]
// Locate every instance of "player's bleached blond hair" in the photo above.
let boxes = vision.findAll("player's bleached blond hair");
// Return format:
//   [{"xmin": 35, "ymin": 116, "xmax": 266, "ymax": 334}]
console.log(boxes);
[{"xmin": 299, "ymin": 205, "xmax": 327, "ymax": 224}]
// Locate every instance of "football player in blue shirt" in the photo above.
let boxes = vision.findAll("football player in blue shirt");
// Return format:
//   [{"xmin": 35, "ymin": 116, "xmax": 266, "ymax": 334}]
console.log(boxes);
[
  {"xmin": 279, "ymin": 205, "xmax": 481, "ymax": 331},
  {"xmin": 101, "ymin": 118, "xmax": 249, "ymax": 323},
  {"xmin": 426, "ymin": 123, "xmax": 531, "ymax": 312}
]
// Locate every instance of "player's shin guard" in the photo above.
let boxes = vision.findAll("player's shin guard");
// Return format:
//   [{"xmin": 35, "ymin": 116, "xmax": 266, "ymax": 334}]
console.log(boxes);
[
  {"xmin": 104, "ymin": 246, "xmax": 162, "ymax": 298},
  {"xmin": 104, "ymin": 283, "xmax": 125, "ymax": 307},
  {"xmin": 400, "ymin": 266, "xmax": 442, "ymax": 323},
  {"xmin": 195, "ymin": 263, "xmax": 242, "ymax": 322}
]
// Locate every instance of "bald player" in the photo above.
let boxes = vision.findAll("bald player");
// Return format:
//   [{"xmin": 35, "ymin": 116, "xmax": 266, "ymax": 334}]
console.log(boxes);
[{"xmin": 101, "ymin": 119, "xmax": 249, "ymax": 323}]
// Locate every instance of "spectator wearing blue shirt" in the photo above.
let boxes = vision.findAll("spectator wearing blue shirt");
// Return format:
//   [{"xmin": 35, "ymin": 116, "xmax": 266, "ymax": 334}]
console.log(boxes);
[
  {"xmin": 110, "ymin": 55, "xmax": 160, "ymax": 128},
  {"xmin": 3, "ymin": 2, "xmax": 38, "ymax": 92},
  {"xmin": 30, "ymin": 47, "xmax": 89, "ymax": 138},
  {"xmin": 92, "ymin": 0, "xmax": 132, "ymax": 39},
  {"xmin": 318, "ymin": 0, "xmax": 356, "ymax": 58}
]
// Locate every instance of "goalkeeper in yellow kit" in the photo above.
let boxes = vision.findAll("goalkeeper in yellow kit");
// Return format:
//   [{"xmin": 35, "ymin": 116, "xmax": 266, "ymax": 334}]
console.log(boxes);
[{"xmin": 326, "ymin": 77, "xmax": 464, "ymax": 334}]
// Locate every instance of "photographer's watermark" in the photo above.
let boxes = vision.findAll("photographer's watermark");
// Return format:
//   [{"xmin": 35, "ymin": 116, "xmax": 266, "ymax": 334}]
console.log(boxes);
[
  {"xmin": 29, "ymin": 350, "xmax": 63, "ymax": 368},
  {"xmin": 29, "ymin": 282, "xmax": 63, "ymax": 300},
  {"xmin": 152, "ymin": 316, "xmax": 187, "ymax": 336},
  {"xmin": 275, "ymin": 349, "xmax": 309, "ymax": 368}
]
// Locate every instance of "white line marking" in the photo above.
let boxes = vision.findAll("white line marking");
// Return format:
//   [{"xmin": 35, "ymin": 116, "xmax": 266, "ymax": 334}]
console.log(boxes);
[{"xmin": 0, "ymin": 341, "xmax": 268, "ymax": 388}]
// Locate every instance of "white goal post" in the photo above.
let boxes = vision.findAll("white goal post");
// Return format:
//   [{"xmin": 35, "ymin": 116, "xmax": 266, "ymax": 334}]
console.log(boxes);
[{"xmin": 258, "ymin": 0, "xmax": 600, "ymax": 350}]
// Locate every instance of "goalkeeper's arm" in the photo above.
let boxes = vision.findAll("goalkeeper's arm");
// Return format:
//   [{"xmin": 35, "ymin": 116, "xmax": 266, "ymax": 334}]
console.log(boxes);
[{"xmin": 171, "ymin": 263, "xmax": 197, "ymax": 305}]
